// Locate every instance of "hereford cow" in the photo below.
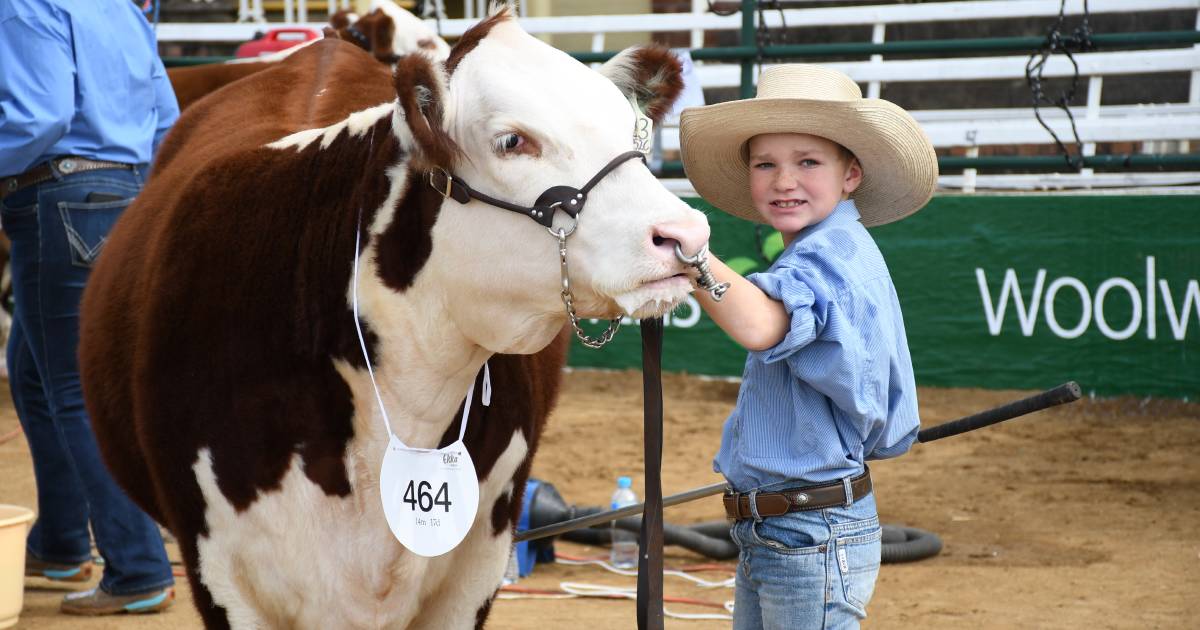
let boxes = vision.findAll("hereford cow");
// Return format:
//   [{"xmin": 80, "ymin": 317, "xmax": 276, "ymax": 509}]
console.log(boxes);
[
  {"xmin": 79, "ymin": 9, "xmax": 705, "ymax": 630},
  {"xmin": 169, "ymin": 0, "xmax": 448, "ymax": 111}
]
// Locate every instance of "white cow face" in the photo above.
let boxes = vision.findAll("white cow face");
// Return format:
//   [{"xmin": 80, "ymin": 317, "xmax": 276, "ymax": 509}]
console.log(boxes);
[
  {"xmin": 372, "ymin": 0, "xmax": 451, "ymax": 62},
  {"xmin": 391, "ymin": 15, "xmax": 710, "ymax": 352}
]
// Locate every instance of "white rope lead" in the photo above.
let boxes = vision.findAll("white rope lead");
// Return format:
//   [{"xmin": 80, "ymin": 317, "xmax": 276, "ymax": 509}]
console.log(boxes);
[
  {"xmin": 550, "ymin": 556, "xmax": 735, "ymax": 621},
  {"xmin": 351, "ymin": 218, "xmax": 395, "ymax": 439},
  {"xmin": 352, "ymin": 220, "xmax": 490, "ymax": 449},
  {"xmin": 555, "ymin": 556, "xmax": 734, "ymax": 589}
]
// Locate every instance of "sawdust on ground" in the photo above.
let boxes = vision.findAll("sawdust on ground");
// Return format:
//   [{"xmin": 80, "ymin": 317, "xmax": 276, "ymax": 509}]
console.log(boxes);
[{"xmin": 2, "ymin": 370, "xmax": 1197, "ymax": 629}]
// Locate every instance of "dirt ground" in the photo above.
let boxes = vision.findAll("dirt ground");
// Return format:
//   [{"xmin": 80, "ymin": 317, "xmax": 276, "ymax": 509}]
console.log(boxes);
[{"xmin": 2, "ymin": 369, "xmax": 1197, "ymax": 629}]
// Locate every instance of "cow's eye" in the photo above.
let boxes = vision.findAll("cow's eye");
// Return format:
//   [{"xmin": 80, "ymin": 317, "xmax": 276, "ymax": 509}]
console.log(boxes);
[{"xmin": 494, "ymin": 132, "xmax": 525, "ymax": 154}]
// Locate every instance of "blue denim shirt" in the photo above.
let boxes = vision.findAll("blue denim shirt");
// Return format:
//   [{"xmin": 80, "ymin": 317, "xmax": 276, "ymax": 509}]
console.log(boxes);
[
  {"xmin": 0, "ymin": 0, "xmax": 179, "ymax": 176},
  {"xmin": 714, "ymin": 200, "xmax": 920, "ymax": 491}
]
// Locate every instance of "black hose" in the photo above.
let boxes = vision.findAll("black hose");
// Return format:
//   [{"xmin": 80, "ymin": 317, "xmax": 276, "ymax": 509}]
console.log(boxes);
[
  {"xmin": 688, "ymin": 520, "xmax": 733, "ymax": 539},
  {"xmin": 523, "ymin": 480, "xmax": 940, "ymax": 563},
  {"xmin": 880, "ymin": 525, "xmax": 943, "ymax": 563},
  {"xmin": 561, "ymin": 517, "xmax": 738, "ymax": 560}
]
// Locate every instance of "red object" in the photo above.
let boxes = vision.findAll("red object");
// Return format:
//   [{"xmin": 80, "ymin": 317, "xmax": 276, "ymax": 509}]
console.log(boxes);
[{"xmin": 234, "ymin": 27, "xmax": 322, "ymax": 59}]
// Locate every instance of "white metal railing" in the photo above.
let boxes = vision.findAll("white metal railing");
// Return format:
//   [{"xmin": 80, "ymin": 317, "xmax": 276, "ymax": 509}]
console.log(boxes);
[
  {"xmin": 170, "ymin": 0, "xmax": 1199, "ymax": 42},
  {"xmin": 161, "ymin": 0, "xmax": 1200, "ymax": 191}
]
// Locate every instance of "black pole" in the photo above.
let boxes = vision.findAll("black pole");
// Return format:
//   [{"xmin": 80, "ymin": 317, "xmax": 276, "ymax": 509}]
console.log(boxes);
[
  {"xmin": 636, "ymin": 318, "xmax": 665, "ymax": 630},
  {"xmin": 917, "ymin": 382, "xmax": 1081, "ymax": 443},
  {"xmin": 513, "ymin": 482, "xmax": 727, "ymax": 544},
  {"xmin": 515, "ymin": 383, "xmax": 1082, "ymax": 544}
]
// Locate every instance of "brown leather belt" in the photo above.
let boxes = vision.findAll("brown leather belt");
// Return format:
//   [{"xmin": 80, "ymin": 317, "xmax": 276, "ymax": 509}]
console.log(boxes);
[
  {"xmin": 1, "ymin": 156, "xmax": 134, "ymax": 200},
  {"xmin": 723, "ymin": 469, "xmax": 873, "ymax": 520}
]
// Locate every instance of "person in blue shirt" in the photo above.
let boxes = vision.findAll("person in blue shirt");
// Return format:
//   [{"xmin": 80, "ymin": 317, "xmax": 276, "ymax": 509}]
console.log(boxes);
[
  {"xmin": 0, "ymin": 0, "xmax": 178, "ymax": 616},
  {"xmin": 679, "ymin": 64, "xmax": 938, "ymax": 629}
]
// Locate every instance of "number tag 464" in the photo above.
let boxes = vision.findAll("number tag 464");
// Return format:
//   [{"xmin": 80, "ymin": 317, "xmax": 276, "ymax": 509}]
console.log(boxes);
[{"xmin": 379, "ymin": 436, "xmax": 480, "ymax": 557}]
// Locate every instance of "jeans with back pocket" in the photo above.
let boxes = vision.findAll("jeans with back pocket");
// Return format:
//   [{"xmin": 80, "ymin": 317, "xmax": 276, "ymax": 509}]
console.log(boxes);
[
  {"xmin": 729, "ymin": 482, "xmax": 882, "ymax": 630},
  {"xmin": 1, "ymin": 162, "xmax": 174, "ymax": 595}
]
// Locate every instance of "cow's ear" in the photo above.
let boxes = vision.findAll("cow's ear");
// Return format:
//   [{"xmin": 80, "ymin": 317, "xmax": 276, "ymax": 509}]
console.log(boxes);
[
  {"xmin": 361, "ymin": 10, "xmax": 398, "ymax": 61},
  {"xmin": 393, "ymin": 54, "xmax": 459, "ymax": 170},
  {"xmin": 598, "ymin": 46, "xmax": 684, "ymax": 124},
  {"xmin": 329, "ymin": 9, "xmax": 357, "ymax": 30}
]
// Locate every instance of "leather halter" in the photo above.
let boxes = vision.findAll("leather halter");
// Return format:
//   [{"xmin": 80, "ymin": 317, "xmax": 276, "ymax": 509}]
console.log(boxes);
[
  {"xmin": 344, "ymin": 25, "xmax": 371, "ymax": 51},
  {"xmin": 427, "ymin": 151, "xmax": 647, "ymax": 229}
]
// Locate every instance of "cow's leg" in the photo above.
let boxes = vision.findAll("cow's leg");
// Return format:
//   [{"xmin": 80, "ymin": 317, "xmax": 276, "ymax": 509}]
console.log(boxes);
[
  {"xmin": 409, "ymin": 432, "xmax": 531, "ymax": 630},
  {"xmin": 157, "ymin": 465, "xmax": 234, "ymax": 630},
  {"xmin": 191, "ymin": 450, "xmax": 270, "ymax": 630},
  {"xmin": 177, "ymin": 528, "xmax": 233, "ymax": 630},
  {"xmin": 407, "ymin": 525, "xmax": 512, "ymax": 630}
]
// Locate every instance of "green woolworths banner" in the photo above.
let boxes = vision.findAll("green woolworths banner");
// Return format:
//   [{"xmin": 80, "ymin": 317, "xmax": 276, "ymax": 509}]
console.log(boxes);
[{"xmin": 567, "ymin": 194, "xmax": 1200, "ymax": 400}]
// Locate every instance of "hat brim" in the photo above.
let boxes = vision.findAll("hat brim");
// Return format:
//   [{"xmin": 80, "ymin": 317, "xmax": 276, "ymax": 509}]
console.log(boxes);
[{"xmin": 680, "ymin": 97, "xmax": 938, "ymax": 227}]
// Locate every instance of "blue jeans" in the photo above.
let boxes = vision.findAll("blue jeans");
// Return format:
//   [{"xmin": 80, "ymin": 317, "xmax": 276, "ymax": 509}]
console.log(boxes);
[
  {"xmin": 729, "ymin": 480, "xmax": 882, "ymax": 630},
  {"xmin": 1, "ymin": 161, "xmax": 174, "ymax": 595}
]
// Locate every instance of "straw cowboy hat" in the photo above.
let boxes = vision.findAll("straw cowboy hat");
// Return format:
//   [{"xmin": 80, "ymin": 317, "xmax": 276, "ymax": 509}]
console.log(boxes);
[{"xmin": 680, "ymin": 64, "xmax": 938, "ymax": 227}]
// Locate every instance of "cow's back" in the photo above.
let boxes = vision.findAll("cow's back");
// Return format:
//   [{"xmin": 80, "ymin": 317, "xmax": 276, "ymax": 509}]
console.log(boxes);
[
  {"xmin": 155, "ymin": 42, "xmax": 396, "ymax": 178},
  {"xmin": 167, "ymin": 61, "xmax": 274, "ymax": 112}
]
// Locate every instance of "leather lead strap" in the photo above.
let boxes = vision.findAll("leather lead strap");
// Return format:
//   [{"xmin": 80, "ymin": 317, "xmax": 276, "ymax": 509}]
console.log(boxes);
[{"xmin": 637, "ymin": 318, "xmax": 665, "ymax": 630}]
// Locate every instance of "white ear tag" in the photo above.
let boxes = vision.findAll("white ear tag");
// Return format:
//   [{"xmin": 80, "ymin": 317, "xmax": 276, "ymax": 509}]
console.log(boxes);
[
  {"xmin": 379, "ymin": 435, "xmax": 479, "ymax": 557},
  {"xmin": 630, "ymin": 95, "xmax": 653, "ymax": 156}
]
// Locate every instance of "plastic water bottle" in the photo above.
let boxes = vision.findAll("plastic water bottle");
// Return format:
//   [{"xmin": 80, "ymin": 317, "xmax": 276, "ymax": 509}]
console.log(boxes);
[{"xmin": 609, "ymin": 476, "xmax": 639, "ymax": 569}]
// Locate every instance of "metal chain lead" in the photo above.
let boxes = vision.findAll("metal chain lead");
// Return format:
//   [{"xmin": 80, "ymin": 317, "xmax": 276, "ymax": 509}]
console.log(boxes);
[
  {"xmin": 675, "ymin": 244, "xmax": 730, "ymax": 302},
  {"xmin": 556, "ymin": 228, "xmax": 621, "ymax": 349}
]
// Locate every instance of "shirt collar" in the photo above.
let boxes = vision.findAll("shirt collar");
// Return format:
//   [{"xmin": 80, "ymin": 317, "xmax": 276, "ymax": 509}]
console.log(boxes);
[
  {"xmin": 826, "ymin": 198, "xmax": 861, "ymax": 225},
  {"xmin": 795, "ymin": 199, "xmax": 860, "ymax": 239},
  {"xmin": 775, "ymin": 199, "xmax": 860, "ymax": 262}
]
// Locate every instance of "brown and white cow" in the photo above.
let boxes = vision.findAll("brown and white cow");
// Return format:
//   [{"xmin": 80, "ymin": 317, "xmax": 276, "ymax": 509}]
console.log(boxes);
[
  {"xmin": 169, "ymin": 0, "xmax": 449, "ymax": 111},
  {"xmin": 80, "ymin": 9, "xmax": 703, "ymax": 630}
]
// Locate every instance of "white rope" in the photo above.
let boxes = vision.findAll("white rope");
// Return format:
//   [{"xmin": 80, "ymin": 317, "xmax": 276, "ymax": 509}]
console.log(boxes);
[
  {"xmin": 555, "ymin": 556, "xmax": 735, "ymax": 589},
  {"xmin": 546, "ymin": 556, "xmax": 735, "ymax": 621},
  {"xmin": 351, "ymin": 219, "xmax": 395, "ymax": 439},
  {"xmin": 352, "ymin": 202, "xmax": 490, "ymax": 449}
]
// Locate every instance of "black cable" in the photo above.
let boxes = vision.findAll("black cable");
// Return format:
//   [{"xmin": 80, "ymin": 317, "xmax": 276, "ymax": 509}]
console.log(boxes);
[{"xmin": 1025, "ymin": 0, "xmax": 1095, "ymax": 171}]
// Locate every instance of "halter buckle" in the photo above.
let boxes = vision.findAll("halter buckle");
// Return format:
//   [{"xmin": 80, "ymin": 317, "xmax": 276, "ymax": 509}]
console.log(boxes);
[{"xmin": 428, "ymin": 168, "xmax": 455, "ymax": 200}]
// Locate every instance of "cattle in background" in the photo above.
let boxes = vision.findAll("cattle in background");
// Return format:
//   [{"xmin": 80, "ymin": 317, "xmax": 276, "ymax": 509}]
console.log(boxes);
[
  {"xmin": 367, "ymin": 0, "xmax": 451, "ymax": 61},
  {"xmin": 168, "ymin": 0, "xmax": 448, "ymax": 111},
  {"xmin": 80, "ymin": 8, "xmax": 701, "ymax": 629}
]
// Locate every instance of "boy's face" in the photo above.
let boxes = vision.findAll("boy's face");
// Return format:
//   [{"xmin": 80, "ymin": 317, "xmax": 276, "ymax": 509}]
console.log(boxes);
[{"xmin": 747, "ymin": 133, "xmax": 863, "ymax": 239}]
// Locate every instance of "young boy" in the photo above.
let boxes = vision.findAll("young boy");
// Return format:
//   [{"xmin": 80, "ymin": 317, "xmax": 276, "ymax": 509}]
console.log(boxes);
[{"xmin": 678, "ymin": 64, "xmax": 938, "ymax": 629}]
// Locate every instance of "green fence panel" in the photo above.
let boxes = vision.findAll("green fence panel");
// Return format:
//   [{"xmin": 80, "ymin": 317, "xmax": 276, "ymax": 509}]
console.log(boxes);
[{"xmin": 566, "ymin": 194, "xmax": 1200, "ymax": 400}]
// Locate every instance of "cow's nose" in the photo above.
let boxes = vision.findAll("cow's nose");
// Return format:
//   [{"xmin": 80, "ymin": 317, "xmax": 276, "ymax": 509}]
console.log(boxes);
[{"xmin": 650, "ymin": 219, "xmax": 711, "ymax": 265}]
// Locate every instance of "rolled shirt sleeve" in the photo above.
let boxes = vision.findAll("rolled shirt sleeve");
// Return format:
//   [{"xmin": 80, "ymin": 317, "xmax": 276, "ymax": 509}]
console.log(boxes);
[
  {"xmin": 749, "ymin": 260, "xmax": 917, "ymax": 462},
  {"xmin": 746, "ymin": 264, "xmax": 822, "ymax": 364}
]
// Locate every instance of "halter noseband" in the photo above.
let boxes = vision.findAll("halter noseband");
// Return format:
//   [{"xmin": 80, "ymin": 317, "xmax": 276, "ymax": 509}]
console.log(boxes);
[
  {"xmin": 427, "ymin": 150, "xmax": 646, "ymax": 230},
  {"xmin": 427, "ymin": 150, "xmax": 646, "ymax": 348}
]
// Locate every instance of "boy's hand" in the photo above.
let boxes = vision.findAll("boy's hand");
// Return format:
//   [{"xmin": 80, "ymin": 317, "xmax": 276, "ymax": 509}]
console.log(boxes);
[
  {"xmin": 674, "ymin": 244, "xmax": 730, "ymax": 301},
  {"xmin": 685, "ymin": 250, "xmax": 789, "ymax": 352}
]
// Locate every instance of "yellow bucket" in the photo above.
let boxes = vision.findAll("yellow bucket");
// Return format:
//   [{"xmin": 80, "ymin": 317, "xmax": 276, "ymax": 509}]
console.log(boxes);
[{"xmin": 0, "ymin": 505, "xmax": 34, "ymax": 630}]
